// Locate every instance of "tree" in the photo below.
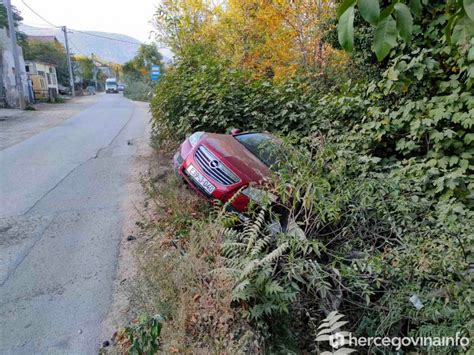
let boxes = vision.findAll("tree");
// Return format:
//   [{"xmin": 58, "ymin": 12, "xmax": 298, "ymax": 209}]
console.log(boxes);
[
  {"xmin": 153, "ymin": 0, "xmax": 348, "ymax": 80},
  {"xmin": 23, "ymin": 39, "xmax": 70, "ymax": 86},
  {"xmin": 73, "ymin": 55, "xmax": 95, "ymax": 81},
  {"xmin": 122, "ymin": 43, "xmax": 163, "ymax": 81},
  {"xmin": 0, "ymin": 4, "xmax": 28, "ymax": 47},
  {"xmin": 153, "ymin": 0, "xmax": 217, "ymax": 55},
  {"xmin": 0, "ymin": 4, "xmax": 23, "ymax": 30}
]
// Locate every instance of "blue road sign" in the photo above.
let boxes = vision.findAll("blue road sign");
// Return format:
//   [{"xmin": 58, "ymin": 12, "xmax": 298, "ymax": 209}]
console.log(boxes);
[{"xmin": 151, "ymin": 65, "xmax": 160, "ymax": 81}]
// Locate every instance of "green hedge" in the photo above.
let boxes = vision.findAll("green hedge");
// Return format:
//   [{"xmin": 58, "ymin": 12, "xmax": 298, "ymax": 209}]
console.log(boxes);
[{"xmin": 149, "ymin": 2, "xmax": 473, "ymax": 352}]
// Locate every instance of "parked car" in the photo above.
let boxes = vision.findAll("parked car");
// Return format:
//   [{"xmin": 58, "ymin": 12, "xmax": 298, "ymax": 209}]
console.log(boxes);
[
  {"xmin": 58, "ymin": 84, "xmax": 71, "ymax": 95},
  {"xmin": 118, "ymin": 84, "xmax": 125, "ymax": 92},
  {"xmin": 173, "ymin": 130, "xmax": 285, "ymax": 214}
]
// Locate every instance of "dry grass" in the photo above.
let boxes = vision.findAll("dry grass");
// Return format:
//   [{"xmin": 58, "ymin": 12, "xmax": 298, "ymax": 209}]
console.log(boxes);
[{"xmin": 119, "ymin": 152, "xmax": 261, "ymax": 354}]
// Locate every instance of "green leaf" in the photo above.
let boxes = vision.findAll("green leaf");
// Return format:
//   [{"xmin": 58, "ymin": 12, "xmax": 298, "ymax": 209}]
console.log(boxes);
[
  {"xmin": 379, "ymin": 3, "xmax": 395, "ymax": 21},
  {"xmin": 468, "ymin": 46, "xmax": 474, "ymax": 60},
  {"xmin": 393, "ymin": 3, "xmax": 414, "ymax": 42},
  {"xmin": 464, "ymin": 0, "xmax": 474, "ymax": 21},
  {"xmin": 372, "ymin": 16, "xmax": 398, "ymax": 61},
  {"xmin": 337, "ymin": 0, "xmax": 357, "ymax": 19},
  {"xmin": 445, "ymin": 14, "xmax": 460, "ymax": 43},
  {"xmin": 359, "ymin": 0, "xmax": 380, "ymax": 25},
  {"xmin": 338, "ymin": 5, "xmax": 355, "ymax": 52},
  {"xmin": 464, "ymin": 133, "xmax": 474, "ymax": 144},
  {"xmin": 409, "ymin": 0, "xmax": 422, "ymax": 17},
  {"xmin": 452, "ymin": 15, "xmax": 474, "ymax": 45}
]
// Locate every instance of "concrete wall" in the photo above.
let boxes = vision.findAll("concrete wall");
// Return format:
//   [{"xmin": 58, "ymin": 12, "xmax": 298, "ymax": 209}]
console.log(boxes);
[{"xmin": 0, "ymin": 27, "xmax": 29, "ymax": 108}]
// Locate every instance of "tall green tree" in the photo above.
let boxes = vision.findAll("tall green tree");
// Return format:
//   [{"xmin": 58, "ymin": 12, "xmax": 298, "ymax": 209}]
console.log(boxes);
[
  {"xmin": 122, "ymin": 43, "xmax": 163, "ymax": 81},
  {"xmin": 73, "ymin": 55, "xmax": 95, "ymax": 81},
  {"xmin": 23, "ymin": 39, "xmax": 69, "ymax": 86}
]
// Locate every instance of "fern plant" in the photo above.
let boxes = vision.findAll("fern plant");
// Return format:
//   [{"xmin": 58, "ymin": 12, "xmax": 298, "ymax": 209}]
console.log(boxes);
[{"xmin": 221, "ymin": 206, "xmax": 326, "ymax": 323}]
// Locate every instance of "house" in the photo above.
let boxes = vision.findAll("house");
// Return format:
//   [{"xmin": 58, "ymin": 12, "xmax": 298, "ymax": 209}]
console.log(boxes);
[
  {"xmin": 25, "ymin": 61, "xmax": 59, "ymax": 100},
  {"xmin": 0, "ymin": 27, "xmax": 30, "ymax": 108}
]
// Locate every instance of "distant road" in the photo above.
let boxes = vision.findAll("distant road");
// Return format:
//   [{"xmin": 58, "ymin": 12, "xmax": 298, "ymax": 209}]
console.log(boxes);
[{"xmin": 0, "ymin": 94, "xmax": 150, "ymax": 353}]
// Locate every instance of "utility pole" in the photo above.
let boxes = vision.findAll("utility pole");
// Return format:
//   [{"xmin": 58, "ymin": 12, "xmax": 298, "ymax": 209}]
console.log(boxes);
[
  {"xmin": 91, "ymin": 53, "xmax": 98, "ymax": 90},
  {"xmin": 62, "ymin": 26, "xmax": 75, "ymax": 97},
  {"xmin": 5, "ymin": 0, "xmax": 26, "ymax": 109}
]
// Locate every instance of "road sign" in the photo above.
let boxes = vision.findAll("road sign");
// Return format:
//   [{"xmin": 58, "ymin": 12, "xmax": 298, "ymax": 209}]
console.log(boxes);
[{"xmin": 151, "ymin": 65, "xmax": 160, "ymax": 81}]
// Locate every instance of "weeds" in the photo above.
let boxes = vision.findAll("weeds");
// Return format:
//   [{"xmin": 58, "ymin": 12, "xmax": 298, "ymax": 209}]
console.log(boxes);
[
  {"xmin": 117, "ymin": 314, "xmax": 164, "ymax": 354},
  {"xmin": 119, "ymin": 154, "xmax": 259, "ymax": 353}
]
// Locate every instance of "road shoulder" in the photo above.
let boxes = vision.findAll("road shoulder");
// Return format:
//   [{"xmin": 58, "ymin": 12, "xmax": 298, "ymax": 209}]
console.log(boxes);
[{"xmin": 99, "ymin": 111, "xmax": 154, "ymax": 348}]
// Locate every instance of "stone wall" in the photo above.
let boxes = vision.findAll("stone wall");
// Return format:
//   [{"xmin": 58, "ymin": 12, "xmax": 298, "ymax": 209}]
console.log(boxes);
[{"xmin": 0, "ymin": 27, "xmax": 29, "ymax": 108}]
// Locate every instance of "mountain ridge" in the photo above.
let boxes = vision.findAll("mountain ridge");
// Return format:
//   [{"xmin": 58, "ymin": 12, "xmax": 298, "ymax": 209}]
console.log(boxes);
[{"xmin": 20, "ymin": 24, "xmax": 142, "ymax": 64}]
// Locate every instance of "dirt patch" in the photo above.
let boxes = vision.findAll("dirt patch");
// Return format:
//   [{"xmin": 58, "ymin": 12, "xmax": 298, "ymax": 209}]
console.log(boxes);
[{"xmin": 0, "ymin": 95, "xmax": 102, "ymax": 150}]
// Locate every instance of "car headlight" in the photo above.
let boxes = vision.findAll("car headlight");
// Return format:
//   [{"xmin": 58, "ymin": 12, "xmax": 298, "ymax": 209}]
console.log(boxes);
[
  {"xmin": 241, "ymin": 186, "xmax": 277, "ymax": 204},
  {"xmin": 188, "ymin": 132, "xmax": 205, "ymax": 147}
]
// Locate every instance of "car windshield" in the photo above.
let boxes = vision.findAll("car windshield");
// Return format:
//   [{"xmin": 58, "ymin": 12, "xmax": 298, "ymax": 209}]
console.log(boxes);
[{"xmin": 234, "ymin": 133, "xmax": 283, "ymax": 167}]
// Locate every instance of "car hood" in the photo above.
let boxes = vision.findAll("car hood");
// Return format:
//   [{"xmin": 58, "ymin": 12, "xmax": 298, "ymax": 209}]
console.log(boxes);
[{"xmin": 202, "ymin": 133, "xmax": 271, "ymax": 182}]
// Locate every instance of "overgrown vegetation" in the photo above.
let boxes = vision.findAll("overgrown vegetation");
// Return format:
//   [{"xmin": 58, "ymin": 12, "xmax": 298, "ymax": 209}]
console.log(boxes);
[
  {"xmin": 122, "ymin": 44, "xmax": 163, "ymax": 101},
  {"xmin": 114, "ymin": 159, "xmax": 261, "ymax": 353},
  {"xmin": 0, "ymin": 3, "xmax": 26, "ymax": 45},
  {"xmin": 24, "ymin": 39, "xmax": 70, "ymax": 86},
  {"xmin": 134, "ymin": 0, "xmax": 473, "ymax": 353}
]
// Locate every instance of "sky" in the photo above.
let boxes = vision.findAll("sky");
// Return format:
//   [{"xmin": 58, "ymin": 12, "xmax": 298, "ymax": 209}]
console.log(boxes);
[{"xmin": 12, "ymin": 0, "xmax": 158, "ymax": 43}]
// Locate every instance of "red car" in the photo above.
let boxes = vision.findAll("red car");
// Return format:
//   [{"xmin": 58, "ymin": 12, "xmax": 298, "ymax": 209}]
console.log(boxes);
[{"xmin": 174, "ymin": 130, "xmax": 281, "ymax": 214}]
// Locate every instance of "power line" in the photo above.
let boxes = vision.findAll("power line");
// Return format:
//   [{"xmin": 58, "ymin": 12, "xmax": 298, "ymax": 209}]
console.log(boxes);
[
  {"xmin": 68, "ymin": 39, "xmax": 81, "ymax": 54},
  {"xmin": 21, "ymin": 0, "xmax": 59, "ymax": 28},
  {"xmin": 21, "ymin": 0, "xmax": 141, "ymax": 46},
  {"xmin": 69, "ymin": 29, "xmax": 141, "ymax": 46},
  {"xmin": 20, "ymin": 22, "xmax": 57, "ymax": 29}
]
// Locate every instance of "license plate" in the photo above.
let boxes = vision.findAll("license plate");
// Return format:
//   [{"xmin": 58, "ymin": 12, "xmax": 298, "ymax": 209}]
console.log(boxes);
[{"xmin": 186, "ymin": 164, "xmax": 216, "ymax": 195}]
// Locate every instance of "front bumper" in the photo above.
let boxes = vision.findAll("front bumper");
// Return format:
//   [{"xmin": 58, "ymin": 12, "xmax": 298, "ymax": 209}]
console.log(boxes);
[{"xmin": 174, "ymin": 147, "xmax": 250, "ymax": 211}]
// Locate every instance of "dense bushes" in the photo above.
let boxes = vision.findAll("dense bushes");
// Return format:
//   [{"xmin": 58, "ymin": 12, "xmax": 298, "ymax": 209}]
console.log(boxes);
[
  {"xmin": 149, "ymin": 0, "xmax": 473, "ymax": 353},
  {"xmin": 221, "ymin": 140, "xmax": 471, "ymax": 352},
  {"xmin": 123, "ymin": 78, "xmax": 154, "ymax": 102},
  {"xmin": 122, "ymin": 44, "xmax": 163, "ymax": 102}
]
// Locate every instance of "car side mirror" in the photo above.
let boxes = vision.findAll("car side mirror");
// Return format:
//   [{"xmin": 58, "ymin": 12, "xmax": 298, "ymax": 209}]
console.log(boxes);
[{"xmin": 231, "ymin": 128, "xmax": 242, "ymax": 135}]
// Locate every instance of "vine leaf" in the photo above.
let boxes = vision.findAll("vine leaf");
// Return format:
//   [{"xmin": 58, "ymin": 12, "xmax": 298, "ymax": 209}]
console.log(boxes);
[
  {"xmin": 337, "ymin": 0, "xmax": 356, "ymax": 18},
  {"xmin": 464, "ymin": 0, "xmax": 474, "ymax": 21},
  {"xmin": 372, "ymin": 15, "xmax": 398, "ymax": 61},
  {"xmin": 338, "ymin": 5, "xmax": 355, "ymax": 52},
  {"xmin": 409, "ymin": 0, "xmax": 422, "ymax": 17},
  {"xmin": 359, "ymin": 0, "xmax": 380, "ymax": 25},
  {"xmin": 394, "ymin": 3, "xmax": 414, "ymax": 42},
  {"xmin": 452, "ymin": 15, "xmax": 474, "ymax": 45}
]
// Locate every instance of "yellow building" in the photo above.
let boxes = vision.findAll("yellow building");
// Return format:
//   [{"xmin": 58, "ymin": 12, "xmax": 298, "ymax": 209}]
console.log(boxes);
[{"xmin": 25, "ymin": 61, "xmax": 58, "ymax": 100}]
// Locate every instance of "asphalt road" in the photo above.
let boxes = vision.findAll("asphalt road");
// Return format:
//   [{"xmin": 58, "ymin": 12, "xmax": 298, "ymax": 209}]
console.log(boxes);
[{"xmin": 0, "ymin": 94, "xmax": 150, "ymax": 354}]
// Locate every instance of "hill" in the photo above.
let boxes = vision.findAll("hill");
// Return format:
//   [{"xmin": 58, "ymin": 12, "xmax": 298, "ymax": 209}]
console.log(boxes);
[{"xmin": 20, "ymin": 24, "xmax": 141, "ymax": 64}]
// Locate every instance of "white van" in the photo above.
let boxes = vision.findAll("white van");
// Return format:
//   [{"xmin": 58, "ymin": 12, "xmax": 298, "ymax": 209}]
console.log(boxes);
[{"xmin": 105, "ymin": 78, "xmax": 119, "ymax": 93}]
